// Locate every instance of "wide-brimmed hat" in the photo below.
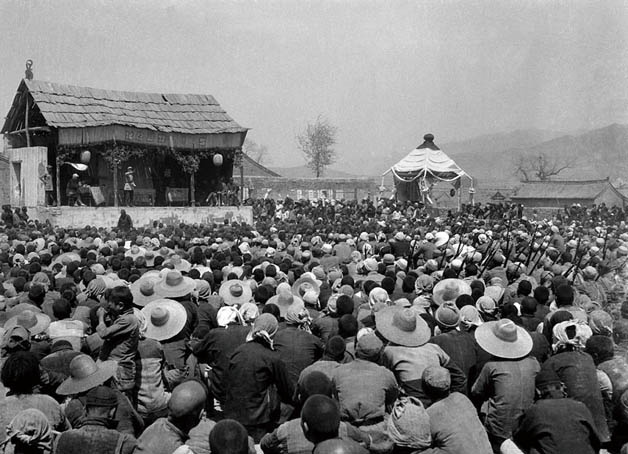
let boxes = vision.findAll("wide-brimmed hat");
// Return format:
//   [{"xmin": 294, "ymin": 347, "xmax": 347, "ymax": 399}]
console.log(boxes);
[
  {"xmin": 144, "ymin": 250, "xmax": 156, "ymax": 267},
  {"xmin": 375, "ymin": 306, "xmax": 431, "ymax": 347},
  {"xmin": 0, "ymin": 303, "xmax": 43, "ymax": 327},
  {"xmin": 124, "ymin": 245, "xmax": 146, "ymax": 260},
  {"xmin": 475, "ymin": 319, "xmax": 533, "ymax": 359},
  {"xmin": 130, "ymin": 271, "xmax": 163, "ymax": 307},
  {"xmin": 219, "ymin": 279, "xmax": 253, "ymax": 306},
  {"xmin": 267, "ymin": 290, "xmax": 305, "ymax": 317},
  {"xmin": 4, "ymin": 310, "xmax": 50, "ymax": 335},
  {"xmin": 484, "ymin": 285, "xmax": 505, "ymax": 304},
  {"xmin": 157, "ymin": 247, "xmax": 174, "ymax": 258},
  {"xmin": 52, "ymin": 252, "xmax": 81, "ymax": 267},
  {"xmin": 141, "ymin": 299, "xmax": 187, "ymax": 341},
  {"xmin": 164, "ymin": 254, "xmax": 191, "ymax": 273},
  {"xmin": 56, "ymin": 354, "xmax": 117, "ymax": 395},
  {"xmin": 154, "ymin": 270, "xmax": 195, "ymax": 298},
  {"xmin": 292, "ymin": 276, "xmax": 321, "ymax": 298},
  {"xmin": 432, "ymin": 278, "xmax": 472, "ymax": 306}
]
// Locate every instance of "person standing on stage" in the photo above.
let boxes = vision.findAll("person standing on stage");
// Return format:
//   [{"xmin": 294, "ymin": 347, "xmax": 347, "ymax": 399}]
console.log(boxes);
[
  {"xmin": 124, "ymin": 166, "xmax": 137, "ymax": 207},
  {"xmin": 40, "ymin": 165, "xmax": 56, "ymax": 206}
]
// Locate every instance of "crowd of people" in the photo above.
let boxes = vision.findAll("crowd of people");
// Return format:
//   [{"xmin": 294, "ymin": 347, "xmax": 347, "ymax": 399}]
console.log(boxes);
[{"xmin": 0, "ymin": 196, "xmax": 627, "ymax": 454}]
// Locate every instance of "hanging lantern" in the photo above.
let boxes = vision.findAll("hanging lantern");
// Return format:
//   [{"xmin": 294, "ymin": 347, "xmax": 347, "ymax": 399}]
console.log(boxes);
[
  {"xmin": 450, "ymin": 188, "xmax": 456, "ymax": 197},
  {"xmin": 213, "ymin": 153, "xmax": 223, "ymax": 166},
  {"xmin": 80, "ymin": 150, "xmax": 91, "ymax": 164}
]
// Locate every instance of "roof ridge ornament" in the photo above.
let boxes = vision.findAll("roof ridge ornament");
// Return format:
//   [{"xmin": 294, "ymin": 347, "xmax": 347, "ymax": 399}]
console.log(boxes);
[{"xmin": 25, "ymin": 59, "xmax": 33, "ymax": 80}]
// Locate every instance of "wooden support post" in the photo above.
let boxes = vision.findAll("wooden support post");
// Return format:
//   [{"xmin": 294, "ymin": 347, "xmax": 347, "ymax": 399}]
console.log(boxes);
[
  {"xmin": 457, "ymin": 186, "xmax": 462, "ymax": 212},
  {"xmin": 112, "ymin": 150, "xmax": 119, "ymax": 207},
  {"xmin": 240, "ymin": 160, "xmax": 244, "ymax": 204},
  {"xmin": 55, "ymin": 155, "xmax": 61, "ymax": 207},
  {"xmin": 190, "ymin": 172, "xmax": 196, "ymax": 207}
]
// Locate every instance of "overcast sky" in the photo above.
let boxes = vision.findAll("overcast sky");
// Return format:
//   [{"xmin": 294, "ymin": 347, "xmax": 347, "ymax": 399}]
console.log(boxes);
[{"xmin": 1, "ymin": 0, "xmax": 627, "ymax": 174}]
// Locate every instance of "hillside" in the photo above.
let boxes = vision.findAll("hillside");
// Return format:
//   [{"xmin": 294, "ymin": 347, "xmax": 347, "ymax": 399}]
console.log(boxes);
[
  {"xmin": 442, "ymin": 129, "xmax": 565, "ymax": 156},
  {"xmin": 447, "ymin": 123, "xmax": 628, "ymax": 187}
]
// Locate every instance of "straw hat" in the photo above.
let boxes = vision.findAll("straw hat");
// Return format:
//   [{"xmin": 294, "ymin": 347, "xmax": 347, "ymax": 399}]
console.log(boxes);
[
  {"xmin": 267, "ymin": 283, "xmax": 305, "ymax": 317},
  {"xmin": 484, "ymin": 285, "xmax": 505, "ymax": 304},
  {"xmin": 52, "ymin": 252, "xmax": 81, "ymax": 267},
  {"xmin": 164, "ymin": 254, "xmax": 192, "ymax": 273},
  {"xmin": 219, "ymin": 279, "xmax": 253, "ymax": 306},
  {"xmin": 1, "ymin": 303, "xmax": 43, "ymax": 326},
  {"xmin": 130, "ymin": 272, "xmax": 163, "ymax": 307},
  {"xmin": 144, "ymin": 250, "xmax": 156, "ymax": 267},
  {"xmin": 4, "ymin": 310, "xmax": 50, "ymax": 335},
  {"xmin": 124, "ymin": 245, "xmax": 146, "ymax": 260},
  {"xmin": 158, "ymin": 247, "xmax": 174, "ymax": 258},
  {"xmin": 154, "ymin": 270, "xmax": 195, "ymax": 298},
  {"xmin": 56, "ymin": 354, "xmax": 117, "ymax": 395},
  {"xmin": 292, "ymin": 276, "xmax": 321, "ymax": 298},
  {"xmin": 141, "ymin": 299, "xmax": 187, "ymax": 341},
  {"xmin": 432, "ymin": 278, "xmax": 472, "ymax": 307},
  {"xmin": 375, "ymin": 306, "xmax": 431, "ymax": 347},
  {"xmin": 475, "ymin": 319, "xmax": 533, "ymax": 359}
]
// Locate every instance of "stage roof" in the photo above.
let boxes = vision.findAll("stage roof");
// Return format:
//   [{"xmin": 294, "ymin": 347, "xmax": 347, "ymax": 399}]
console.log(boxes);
[{"xmin": 2, "ymin": 79, "xmax": 248, "ymax": 149}]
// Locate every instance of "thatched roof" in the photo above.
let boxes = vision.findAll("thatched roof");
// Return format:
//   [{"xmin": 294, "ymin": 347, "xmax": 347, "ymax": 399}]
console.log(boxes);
[
  {"xmin": 2, "ymin": 79, "xmax": 247, "ymax": 136},
  {"xmin": 512, "ymin": 178, "xmax": 623, "ymax": 200}
]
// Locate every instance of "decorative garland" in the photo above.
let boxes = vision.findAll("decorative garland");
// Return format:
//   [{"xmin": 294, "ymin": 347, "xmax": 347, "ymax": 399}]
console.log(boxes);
[{"xmin": 56, "ymin": 143, "xmax": 242, "ymax": 173}]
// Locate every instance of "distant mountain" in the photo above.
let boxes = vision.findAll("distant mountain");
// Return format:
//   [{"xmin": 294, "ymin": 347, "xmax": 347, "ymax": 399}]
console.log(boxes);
[
  {"xmin": 448, "ymin": 123, "xmax": 628, "ymax": 187},
  {"xmin": 270, "ymin": 165, "xmax": 364, "ymax": 179},
  {"xmin": 441, "ymin": 129, "xmax": 566, "ymax": 156}
]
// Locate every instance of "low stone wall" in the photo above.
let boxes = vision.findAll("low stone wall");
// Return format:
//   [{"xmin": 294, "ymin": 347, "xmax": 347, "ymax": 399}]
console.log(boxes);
[
  {"xmin": 243, "ymin": 176, "xmax": 379, "ymax": 201},
  {"xmin": 29, "ymin": 206, "xmax": 253, "ymax": 228}
]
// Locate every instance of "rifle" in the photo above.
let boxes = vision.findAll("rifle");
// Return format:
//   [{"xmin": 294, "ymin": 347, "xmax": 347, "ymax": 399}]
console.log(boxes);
[
  {"xmin": 602, "ymin": 229, "xmax": 610, "ymax": 261},
  {"xmin": 530, "ymin": 242, "xmax": 549, "ymax": 274},
  {"xmin": 479, "ymin": 241, "xmax": 501, "ymax": 276},
  {"xmin": 524, "ymin": 224, "xmax": 540, "ymax": 268},
  {"xmin": 503, "ymin": 217, "xmax": 513, "ymax": 269},
  {"xmin": 562, "ymin": 242, "xmax": 586, "ymax": 279}
]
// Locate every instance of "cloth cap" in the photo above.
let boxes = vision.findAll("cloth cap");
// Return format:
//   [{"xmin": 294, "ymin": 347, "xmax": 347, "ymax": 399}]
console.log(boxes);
[
  {"xmin": 422, "ymin": 365, "xmax": 451, "ymax": 391},
  {"xmin": 395, "ymin": 258, "xmax": 408, "ymax": 271},
  {"xmin": 383, "ymin": 254, "xmax": 395, "ymax": 265},
  {"xmin": 356, "ymin": 332, "xmax": 383, "ymax": 360},
  {"xmin": 363, "ymin": 258, "xmax": 378, "ymax": 272},
  {"xmin": 86, "ymin": 385, "xmax": 118, "ymax": 408},
  {"xmin": 589, "ymin": 310, "xmax": 613, "ymax": 336}
]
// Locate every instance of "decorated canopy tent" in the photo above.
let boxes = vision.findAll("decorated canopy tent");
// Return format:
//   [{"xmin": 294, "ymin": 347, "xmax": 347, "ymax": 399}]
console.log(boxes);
[{"xmin": 383, "ymin": 134, "xmax": 473, "ymax": 205}]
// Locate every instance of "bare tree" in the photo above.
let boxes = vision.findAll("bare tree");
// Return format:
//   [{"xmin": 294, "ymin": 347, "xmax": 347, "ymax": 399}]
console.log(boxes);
[
  {"xmin": 242, "ymin": 139, "xmax": 270, "ymax": 166},
  {"xmin": 296, "ymin": 116, "xmax": 338, "ymax": 178},
  {"xmin": 514, "ymin": 153, "xmax": 573, "ymax": 181}
]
